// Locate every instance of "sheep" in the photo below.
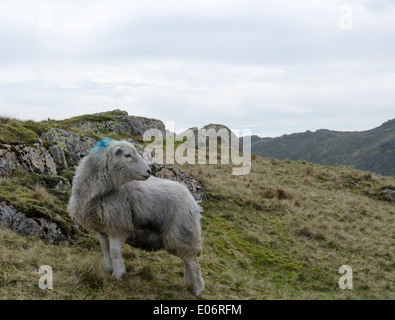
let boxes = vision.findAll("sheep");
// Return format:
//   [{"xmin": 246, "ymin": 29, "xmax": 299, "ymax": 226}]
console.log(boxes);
[{"xmin": 67, "ymin": 138, "xmax": 205, "ymax": 297}]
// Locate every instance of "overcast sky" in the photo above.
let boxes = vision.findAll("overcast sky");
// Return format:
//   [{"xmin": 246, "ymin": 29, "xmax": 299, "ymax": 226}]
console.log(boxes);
[{"xmin": 0, "ymin": 0, "xmax": 394, "ymax": 137}]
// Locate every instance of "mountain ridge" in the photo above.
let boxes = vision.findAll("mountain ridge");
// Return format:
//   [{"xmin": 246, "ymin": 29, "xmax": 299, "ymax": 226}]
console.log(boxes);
[{"xmin": 248, "ymin": 119, "xmax": 395, "ymax": 176}]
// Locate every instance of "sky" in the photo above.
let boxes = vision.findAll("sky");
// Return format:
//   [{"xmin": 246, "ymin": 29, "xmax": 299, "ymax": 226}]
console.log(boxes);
[{"xmin": 0, "ymin": 0, "xmax": 394, "ymax": 137}]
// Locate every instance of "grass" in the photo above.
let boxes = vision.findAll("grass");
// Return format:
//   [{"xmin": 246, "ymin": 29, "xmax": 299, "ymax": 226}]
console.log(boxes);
[
  {"xmin": 1, "ymin": 154, "xmax": 394, "ymax": 299},
  {"xmin": 250, "ymin": 119, "xmax": 395, "ymax": 176},
  {"xmin": 0, "ymin": 172, "xmax": 78, "ymax": 238},
  {"xmin": 0, "ymin": 112, "xmax": 143, "ymax": 148},
  {"xmin": 0, "ymin": 116, "xmax": 394, "ymax": 299},
  {"xmin": 178, "ymin": 157, "xmax": 395, "ymax": 299}
]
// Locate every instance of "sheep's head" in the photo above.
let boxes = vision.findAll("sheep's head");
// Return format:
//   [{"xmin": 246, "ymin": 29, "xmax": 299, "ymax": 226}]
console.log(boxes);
[{"xmin": 98, "ymin": 139, "xmax": 151, "ymax": 185}]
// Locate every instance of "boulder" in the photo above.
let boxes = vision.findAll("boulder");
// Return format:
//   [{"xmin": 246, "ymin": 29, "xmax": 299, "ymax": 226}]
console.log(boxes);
[
  {"xmin": 383, "ymin": 189, "xmax": 395, "ymax": 202},
  {"xmin": 70, "ymin": 110, "xmax": 166, "ymax": 138},
  {"xmin": 13, "ymin": 144, "xmax": 57, "ymax": 175},
  {"xmin": 49, "ymin": 144, "xmax": 68, "ymax": 170},
  {"xmin": 197, "ymin": 123, "xmax": 239, "ymax": 148},
  {"xmin": 121, "ymin": 115, "xmax": 166, "ymax": 137},
  {"xmin": 151, "ymin": 163, "xmax": 206, "ymax": 202},
  {"xmin": 42, "ymin": 129, "xmax": 96, "ymax": 169},
  {"xmin": 135, "ymin": 138, "xmax": 207, "ymax": 202},
  {"xmin": 0, "ymin": 146, "xmax": 18, "ymax": 175},
  {"xmin": 0, "ymin": 202, "xmax": 67, "ymax": 243}
]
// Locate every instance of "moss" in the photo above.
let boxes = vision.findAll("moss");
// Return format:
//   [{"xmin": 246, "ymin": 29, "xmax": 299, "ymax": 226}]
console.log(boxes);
[
  {"xmin": 0, "ymin": 172, "xmax": 75, "ymax": 237},
  {"xmin": 59, "ymin": 169, "xmax": 75, "ymax": 184},
  {"xmin": 202, "ymin": 200, "xmax": 326, "ymax": 290},
  {"xmin": 0, "ymin": 122, "xmax": 39, "ymax": 146},
  {"xmin": 371, "ymin": 190, "xmax": 392, "ymax": 202},
  {"xmin": 60, "ymin": 113, "xmax": 115, "ymax": 126},
  {"xmin": 21, "ymin": 120, "xmax": 51, "ymax": 137}
]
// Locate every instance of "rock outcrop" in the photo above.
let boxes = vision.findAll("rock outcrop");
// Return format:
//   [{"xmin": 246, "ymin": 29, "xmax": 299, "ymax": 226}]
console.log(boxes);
[
  {"xmin": 198, "ymin": 123, "xmax": 237, "ymax": 147},
  {"xmin": 0, "ymin": 127, "xmax": 206, "ymax": 202},
  {"xmin": 42, "ymin": 129, "xmax": 96, "ymax": 169},
  {"xmin": 0, "ymin": 144, "xmax": 58, "ymax": 175},
  {"xmin": 383, "ymin": 188, "xmax": 395, "ymax": 202},
  {"xmin": 0, "ymin": 201, "xmax": 68, "ymax": 244},
  {"xmin": 0, "ymin": 146, "xmax": 18, "ymax": 175},
  {"xmin": 14, "ymin": 144, "xmax": 57, "ymax": 175},
  {"xmin": 151, "ymin": 164, "xmax": 206, "ymax": 202},
  {"xmin": 72, "ymin": 109, "xmax": 166, "ymax": 137}
]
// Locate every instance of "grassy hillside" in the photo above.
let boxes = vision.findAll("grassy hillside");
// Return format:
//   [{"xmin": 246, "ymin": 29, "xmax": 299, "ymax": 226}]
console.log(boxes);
[
  {"xmin": 0, "ymin": 114, "xmax": 394, "ymax": 299},
  {"xmin": 250, "ymin": 119, "xmax": 395, "ymax": 176},
  {"xmin": 1, "ymin": 160, "xmax": 394, "ymax": 298}
]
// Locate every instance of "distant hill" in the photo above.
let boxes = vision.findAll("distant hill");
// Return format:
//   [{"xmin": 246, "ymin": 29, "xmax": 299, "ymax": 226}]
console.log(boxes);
[{"xmin": 248, "ymin": 119, "xmax": 395, "ymax": 176}]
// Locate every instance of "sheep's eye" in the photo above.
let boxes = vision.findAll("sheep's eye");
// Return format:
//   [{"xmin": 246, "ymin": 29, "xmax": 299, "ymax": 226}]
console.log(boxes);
[{"xmin": 125, "ymin": 154, "xmax": 132, "ymax": 158}]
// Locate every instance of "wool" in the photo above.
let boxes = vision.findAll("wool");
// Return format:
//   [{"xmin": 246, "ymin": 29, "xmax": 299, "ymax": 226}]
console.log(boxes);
[{"xmin": 68, "ymin": 139, "xmax": 204, "ymax": 296}]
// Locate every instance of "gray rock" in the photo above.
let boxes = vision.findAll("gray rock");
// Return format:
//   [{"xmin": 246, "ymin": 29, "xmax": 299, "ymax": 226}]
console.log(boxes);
[
  {"xmin": 134, "ymin": 139, "xmax": 207, "ymax": 202},
  {"xmin": 176, "ymin": 127, "xmax": 198, "ymax": 146},
  {"xmin": 14, "ymin": 145, "xmax": 57, "ymax": 175},
  {"xmin": 383, "ymin": 189, "xmax": 395, "ymax": 202},
  {"xmin": 0, "ymin": 203, "xmax": 18, "ymax": 228},
  {"xmin": 0, "ymin": 201, "xmax": 68, "ymax": 243},
  {"xmin": 49, "ymin": 144, "xmax": 68, "ymax": 170},
  {"xmin": 105, "ymin": 121, "xmax": 124, "ymax": 135},
  {"xmin": 42, "ymin": 129, "xmax": 96, "ymax": 169},
  {"xmin": 55, "ymin": 180, "xmax": 70, "ymax": 191},
  {"xmin": 13, "ymin": 213, "xmax": 42, "ymax": 238},
  {"xmin": 151, "ymin": 163, "xmax": 207, "ymax": 202},
  {"xmin": 198, "ymin": 123, "xmax": 238, "ymax": 148},
  {"xmin": 1, "ymin": 144, "xmax": 57, "ymax": 176},
  {"xmin": 63, "ymin": 132, "xmax": 95, "ymax": 162},
  {"xmin": 70, "ymin": 110, "xmax": 166, "ymax": 138},
  {"xmin": 121, "ymin": 115, "xmax": 166, "ymax": 137},
  {"xmin": 0, "ymin": 146, "xmax": 18, "ymax": 175}
]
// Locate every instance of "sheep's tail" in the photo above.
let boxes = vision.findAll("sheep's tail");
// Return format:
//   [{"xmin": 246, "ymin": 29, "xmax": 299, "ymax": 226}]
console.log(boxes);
[{"xmin": 126, "ymin": 230, "xmax": 164, "ymax": 252}]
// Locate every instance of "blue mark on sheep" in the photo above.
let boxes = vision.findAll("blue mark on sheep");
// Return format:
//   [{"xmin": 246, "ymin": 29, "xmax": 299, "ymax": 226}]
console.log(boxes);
[{"xmin": 94, "ymin": 138, "xmax": 112, "ymax": 150}]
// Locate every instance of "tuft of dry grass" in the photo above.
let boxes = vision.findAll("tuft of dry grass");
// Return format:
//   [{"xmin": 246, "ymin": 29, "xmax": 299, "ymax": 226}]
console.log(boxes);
[{"xmin": 33, "ymin": 185, "xmax": 55, "ymax": 207}]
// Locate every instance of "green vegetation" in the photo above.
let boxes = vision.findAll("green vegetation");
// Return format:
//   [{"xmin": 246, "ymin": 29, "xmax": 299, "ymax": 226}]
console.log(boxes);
[
  {"xmin": 0, "ymin": 172, "xmax": 77, "ymax": 237},
  {"xmin": 0, "ymin": 115, "xmax": 394, "ymax": 299},
  {"xmin": 0, "ymin": 110, "xmax": 142, "ymax": 147},
  {"xmin": 0, "ymin": 118, "xmax": 49, "ymax": 146},
  {"xmin": 250, "ymin": 119, "xmax": 395, "ymax": 176},
  {"xmin": 1, "ymin": 158, "xmax": 394, "ymax": 299}
]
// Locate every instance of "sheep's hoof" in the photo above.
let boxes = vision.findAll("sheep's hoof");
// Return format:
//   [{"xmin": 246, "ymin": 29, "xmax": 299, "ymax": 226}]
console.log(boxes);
[
  {"xmin": 183, "ymin": 278, "xmax": 193, "ymax": 287},
  {"xmin": 193, "ymin": 279, "xmax": 205, "ymax": 297},
  {"xmin": 105, "ymin": 266, "xmax": 113, "ymax": 273},
  {"xmin": 112, "ymin": 271, "xmax": 124, "ymax": 281},
  {"xmin": 194, "ymin": 288, "xmax": 204, "ymax": 298}
]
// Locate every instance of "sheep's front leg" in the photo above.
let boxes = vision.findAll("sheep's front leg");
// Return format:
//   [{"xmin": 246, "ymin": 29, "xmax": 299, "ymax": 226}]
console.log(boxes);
[
  {"xmin": 108, "ymin": 233, "xmax": 128, "ymax": 280},
  {"xmin": 97, "ymin": 232, "xmax": 113, "ymax": 273}
]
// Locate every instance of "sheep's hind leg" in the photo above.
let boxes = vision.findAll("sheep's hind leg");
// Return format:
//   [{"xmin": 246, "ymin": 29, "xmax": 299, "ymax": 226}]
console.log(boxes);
[
  {"xmin": 108, "ymin": 233, "xmax": 128, "ymax": 281},
  {"xmin": 183, "ymin": 260, "xmax": 193, "ymax": 287},
  {"xmin": 184, "ymin": 255, "xmax": 204, "ymax": 297},
  {"xmin": 97, "ymin": 232, "xmax": 113, "ymax": 273}
]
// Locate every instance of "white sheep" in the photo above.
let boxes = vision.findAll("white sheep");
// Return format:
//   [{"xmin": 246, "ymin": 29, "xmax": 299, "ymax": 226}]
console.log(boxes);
[{"xmin": 67, "ymin": 138, "xmax": 204, "ymax": 296}]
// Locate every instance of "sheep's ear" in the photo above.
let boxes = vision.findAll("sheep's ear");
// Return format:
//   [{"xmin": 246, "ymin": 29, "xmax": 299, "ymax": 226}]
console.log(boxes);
[{"xmin": 114, "ymin": 147, "xmax": 124, "ymax": 156}]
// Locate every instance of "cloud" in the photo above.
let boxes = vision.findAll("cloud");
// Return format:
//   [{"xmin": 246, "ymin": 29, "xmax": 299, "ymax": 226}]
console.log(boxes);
[
  {"xmin": 0, "ymin": 1, "xmax": 394, "ymax": 137},
  {"xmin": 358, "ymin": 0, "xmax": 395, "ymax": 12}
]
